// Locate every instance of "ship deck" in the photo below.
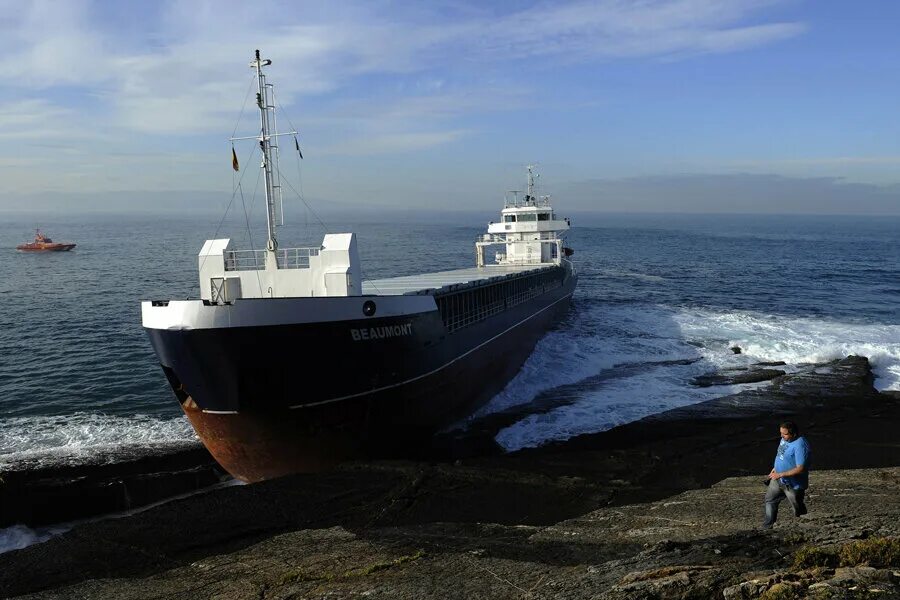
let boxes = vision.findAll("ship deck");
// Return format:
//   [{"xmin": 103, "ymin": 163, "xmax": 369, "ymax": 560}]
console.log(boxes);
[{"xmin": 362, "ymin": 264, "xmax": 554, "ymax": 296}]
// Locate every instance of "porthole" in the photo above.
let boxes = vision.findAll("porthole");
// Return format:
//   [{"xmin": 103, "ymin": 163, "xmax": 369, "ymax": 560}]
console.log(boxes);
[{"xmin": 363, "ymin": 300, "xmax": 377, "ymax": 317}]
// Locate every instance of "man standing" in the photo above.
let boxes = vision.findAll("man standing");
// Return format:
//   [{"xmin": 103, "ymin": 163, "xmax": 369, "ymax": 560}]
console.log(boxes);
[{"xmin": 762, "ymin": 421, "xmax": 810, "ymax": 529}]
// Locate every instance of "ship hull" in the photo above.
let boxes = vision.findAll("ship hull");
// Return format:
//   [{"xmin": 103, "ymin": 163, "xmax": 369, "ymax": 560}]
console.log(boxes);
[
  {"xmin": 145, "ymin": 264, "xmax": 576, "ymax": 482},
  {"xmin": 16, "ymin": 244, "xmax": 76, "ymax": 252}
]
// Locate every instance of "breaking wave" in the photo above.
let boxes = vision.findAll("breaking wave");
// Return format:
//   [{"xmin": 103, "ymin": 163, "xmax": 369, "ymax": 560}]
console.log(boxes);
[
  {"xmin": 483, "ymin": 301, "xmax": 900, "ymax": 452},
  {"xmin": 0, "ymin": 413, "xmax": 198, "ymax": 472}
]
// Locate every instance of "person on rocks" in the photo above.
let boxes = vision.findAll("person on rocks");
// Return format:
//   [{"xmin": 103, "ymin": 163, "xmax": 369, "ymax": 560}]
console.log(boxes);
[{"xmin": 762, "ymin": 421, "xmax": 810, "ymax": 529}]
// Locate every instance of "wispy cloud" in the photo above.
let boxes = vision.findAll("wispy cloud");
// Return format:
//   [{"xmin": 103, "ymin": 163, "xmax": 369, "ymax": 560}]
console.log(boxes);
[
  {"xmin": 451, "ymin": 0, "xmax": 805, "ymax": 62},
  {"xmin": 0, "ymin": 0, "xmax": 815, "ymax": 197},
  {"xmin": 562, "ymin": 173, "xmax": 900, "ymax": 215},
  {"xmin": 0, "ymin": 99, "xmax": 114, "ymax": 149},
  {"xmin": 734, "ymin": 155, "xmax": 900, "ymax": 167},
  {"xmin": 719, "ymin": 155, "xmax": 900, "ymax": 186},
  {"xmin": 0, "ymin": 1, "xmax": 107, "ymax": 87},
  {"xmin": 0, "ymin": 0, "xmax": 805, "ymax": 136},
  {"xmin": 321, "ymin": 130, "xmax": 470, "ymax": 156}
]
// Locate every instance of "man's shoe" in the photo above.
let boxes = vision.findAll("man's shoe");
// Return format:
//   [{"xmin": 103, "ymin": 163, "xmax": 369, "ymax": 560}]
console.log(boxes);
[
  {"xmin": 760, "ymin": 523, "xmax": 773, "ymax": 530},
  {"xmin": 795, "ymin": 506, "xmax": 808, "ymax": 517}
]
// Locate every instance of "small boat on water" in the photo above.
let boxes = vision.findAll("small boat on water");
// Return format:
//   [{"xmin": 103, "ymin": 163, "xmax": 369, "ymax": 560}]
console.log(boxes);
[{"xmin": 16, "ymin": 229, "xmax": 76, "ymax": 252}]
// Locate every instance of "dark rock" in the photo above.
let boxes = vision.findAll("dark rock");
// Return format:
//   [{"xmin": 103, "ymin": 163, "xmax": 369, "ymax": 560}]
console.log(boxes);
[
  {"xmin": 692, "ymin": 368, "xmax": 786, "ymax": 387},
  {"xmin": 731, "ymin": 346, "xmax": 742, "ymax": 354},
  {"xmin": 4, "ymin": 466, "xmax": 898, "ymax": 599},
  {"xmin": 0, "ymin": 446, "xmax": 225, "ymax": 528},
  {"xmin": 2, "ymin": 355, "xmax": 899, "ymax": 599}
]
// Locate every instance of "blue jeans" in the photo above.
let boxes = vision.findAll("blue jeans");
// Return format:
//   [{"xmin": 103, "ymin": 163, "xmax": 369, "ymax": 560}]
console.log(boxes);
[{"xmin": 763, "ymin": 479, "xmax": 807, "ymax": 527}]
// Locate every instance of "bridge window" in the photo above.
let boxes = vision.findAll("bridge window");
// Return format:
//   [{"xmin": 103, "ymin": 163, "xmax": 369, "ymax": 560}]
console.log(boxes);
[
  {"xmin": 503, "ymin": 215, "xmax": 516, "ymax": 223},
  {"xmin": 518, "ymin": 213, "xmax": 537, "ymax": 222},
  {"xmin": 538, "ymin": 212, "xmax": 550, "ymax": 221}
]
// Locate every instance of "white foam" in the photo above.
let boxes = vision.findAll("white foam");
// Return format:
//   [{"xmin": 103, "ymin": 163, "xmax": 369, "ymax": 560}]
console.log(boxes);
[
  {"xmin": 0, "ymin": 413, "xmax": 198, "ymax": 471},
  {"xmin": 488, "ymin": 303, "xmax": 900, "ymax": 451},
  {"xmin": 0, "ymin": 524, "xmax": 70, "ymax": 555},
  {"xmin": 496, "ymin": 359, "xmax": 743, "ymax": 451},
  {"xmin": 672, "ymin": 308, "xmax": 900, "ymax": 390},
  {"xmin": 476, "ymin": 304, "xmax": 699, "ymax": 417}
]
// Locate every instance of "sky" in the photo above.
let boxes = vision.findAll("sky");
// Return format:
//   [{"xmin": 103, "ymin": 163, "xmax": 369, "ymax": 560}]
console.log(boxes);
[{"xmin": 1, "ymin": 0, "xmax": 899, "ymax": 216}]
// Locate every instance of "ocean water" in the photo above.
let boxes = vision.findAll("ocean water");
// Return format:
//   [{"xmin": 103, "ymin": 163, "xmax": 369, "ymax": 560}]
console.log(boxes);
[{"xmin": 1, "ymin": 212, "xmax": 898, "ymax": 472}]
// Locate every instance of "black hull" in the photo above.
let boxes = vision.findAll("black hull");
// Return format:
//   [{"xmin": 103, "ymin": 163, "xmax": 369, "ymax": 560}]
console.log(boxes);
[{"xmin": 146, "ymin": 264, "xmax": 576, "ymax": 481}]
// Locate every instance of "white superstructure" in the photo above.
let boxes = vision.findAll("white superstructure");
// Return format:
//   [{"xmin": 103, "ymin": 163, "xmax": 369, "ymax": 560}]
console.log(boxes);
[
  {"xmin": 199, "ymin": 234, "xmax": 361, "ymax": 303},
  {"xmin": 476, "ymin": 165, "xmax": 570, "ymax": 267},
  {"xmin": 190, "ymin": 54, "xmax": 565, "ymax": 307},
  {"xmin": 197, "ymin": 50, "xmax": 362, "ymax": 304}
]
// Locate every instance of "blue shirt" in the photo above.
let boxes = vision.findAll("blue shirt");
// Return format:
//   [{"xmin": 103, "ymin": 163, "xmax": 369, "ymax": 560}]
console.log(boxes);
[{"xmin": 774, "ymin": 436, "xmax": 810, "ymax": 489}]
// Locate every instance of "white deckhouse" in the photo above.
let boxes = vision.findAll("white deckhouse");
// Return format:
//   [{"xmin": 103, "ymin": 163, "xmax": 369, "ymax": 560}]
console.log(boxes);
[{"xmin": 477, "ymin": 165, "xmax": 570, "ymax": 268}]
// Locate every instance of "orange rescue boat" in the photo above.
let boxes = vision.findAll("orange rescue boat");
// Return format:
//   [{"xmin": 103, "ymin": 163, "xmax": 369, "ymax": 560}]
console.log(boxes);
[{"xmin": 16, "ymin": 229, "xmax": 76, "ymax": 252}]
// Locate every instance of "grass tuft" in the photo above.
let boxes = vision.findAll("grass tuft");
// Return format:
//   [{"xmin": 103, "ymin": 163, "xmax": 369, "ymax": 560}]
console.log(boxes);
[
  {"xmin": 782, "ymin": 531, "xmax": 806, "ymax": 545},
  {"xmin": 760, "ymin": 582, "xmax": 800, "ymax": 599},
  {"xmin": 792, "ymin": 545, "xmax": 839, "ymax": 570},
  {"xmin": 348, "ymin": 550, "xmax": 426, "ymax": 577},
  {"xmin": 838, "ymin": 537, "xmax": 900, "ymax": 568}
]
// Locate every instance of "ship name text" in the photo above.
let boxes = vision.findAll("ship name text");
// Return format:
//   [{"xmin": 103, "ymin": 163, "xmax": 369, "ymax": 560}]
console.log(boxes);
[{"xmin": 351, "ymin": 323, "xmax": 413, "ymax": 341}]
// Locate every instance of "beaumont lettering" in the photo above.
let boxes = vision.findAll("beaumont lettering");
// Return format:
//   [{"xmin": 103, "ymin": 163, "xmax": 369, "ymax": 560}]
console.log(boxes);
[{"xmin": 350, "ymin": 322, "xmax": 413, "ymax": 341}]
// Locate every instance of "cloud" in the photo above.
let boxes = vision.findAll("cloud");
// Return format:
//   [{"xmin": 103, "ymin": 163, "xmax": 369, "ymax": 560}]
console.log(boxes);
[
  {"xmin": 0, "ymin": 0, "xmax": 805, "ymax": 136},
  {"xmin": 735, "ymin": 156, "xmax": 900, "ymax": 167},
  {"xmin": 0, "ymin": 0, "xmax": 816, "ymax": 197},
  {"xmin": 8, "ymin": 172, "xmax": 898, "ymax": 216},
  {"xmin": 0, "ymin": 100, "xmax": 74, "ymax": 138},
  {"xmin": 0, "ymin": 99, "xmax": 115, "ymax": 152},
  {"xmin": 561, "ymin": 173, "xmax": 900, "ymax": 215},
  {"xmin": 694, "ymin": 22, "xmax": 805, "ymax": 54},
  {"xmin": 320, "ymin": 130, "xmax": 469, "ymax": 156},
  {"xmin": 448, "ymin": 0, "xmax": 805, "ymax": 62},
  {"xmin": 0, "ymin": 1, "xmax": 107, "ymax": 87},
  {"xmin": 305, "ymin": 84, "xmax": 528, "ymax": 155}
]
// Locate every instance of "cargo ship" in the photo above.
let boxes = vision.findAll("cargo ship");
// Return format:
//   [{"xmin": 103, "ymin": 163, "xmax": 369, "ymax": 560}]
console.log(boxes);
[{"xmin": 141, "ymin": 51, "xmax": 577, "ymax": 482}]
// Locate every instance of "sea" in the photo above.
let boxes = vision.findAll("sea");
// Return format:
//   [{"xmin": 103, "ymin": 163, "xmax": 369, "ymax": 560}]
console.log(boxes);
[{"xmin": 2, "ymin": 211, "xmax": 899, "ymax": 473}]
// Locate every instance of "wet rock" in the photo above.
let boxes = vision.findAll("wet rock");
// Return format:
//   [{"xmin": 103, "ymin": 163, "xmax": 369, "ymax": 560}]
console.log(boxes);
[
  {"xmin": 0, "ymin": 446, "xmax": 225, "ymax": 528},
  {"xmin": 692, "ymin": 368, "xmax": 786, "ymax": 387}
]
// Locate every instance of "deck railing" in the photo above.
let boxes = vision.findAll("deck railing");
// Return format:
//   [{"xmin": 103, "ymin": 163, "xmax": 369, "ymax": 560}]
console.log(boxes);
[
  {"xmin": 223, "ymin": 247, "xmax": 320, "ymax": 271},
  {"xmin": 503, "ymin": 196, "xmax": 552, "ymax": 209},
  {"xmin": 475, "ymin": 236, "xmax": 562, "ymax": 267},
  {"xmin": 480, "ymin": 232, "xmax": 558, "ymax": 243},
  {"xmin": 277, "ymin": 246, "xmax": 320, "ymax": 269}
]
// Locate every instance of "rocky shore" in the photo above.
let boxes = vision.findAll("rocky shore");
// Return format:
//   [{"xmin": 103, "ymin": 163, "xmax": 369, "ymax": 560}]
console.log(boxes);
[
  {"xmin": 2, "ymin": 355, "xmax": 899, "ymax": 599},
  {"xmin": 0, "ymin": 445, "xmax": 224, "ymax": 528}
]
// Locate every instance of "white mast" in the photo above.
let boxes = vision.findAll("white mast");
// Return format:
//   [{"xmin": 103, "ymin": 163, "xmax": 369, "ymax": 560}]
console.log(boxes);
[{"xmin": 250, "ymin": 49, "xmax": 279, "ymax": 253}]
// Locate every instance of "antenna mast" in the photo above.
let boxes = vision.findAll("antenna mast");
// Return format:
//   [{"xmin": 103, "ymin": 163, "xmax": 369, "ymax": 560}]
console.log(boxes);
[
  {"xmin": 251, "ymin": 49, "xmax": 278, "ymax": 252},
  {"xmin": 526, "ymin": 164, "xmax": 538, "ymax": 203}
]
